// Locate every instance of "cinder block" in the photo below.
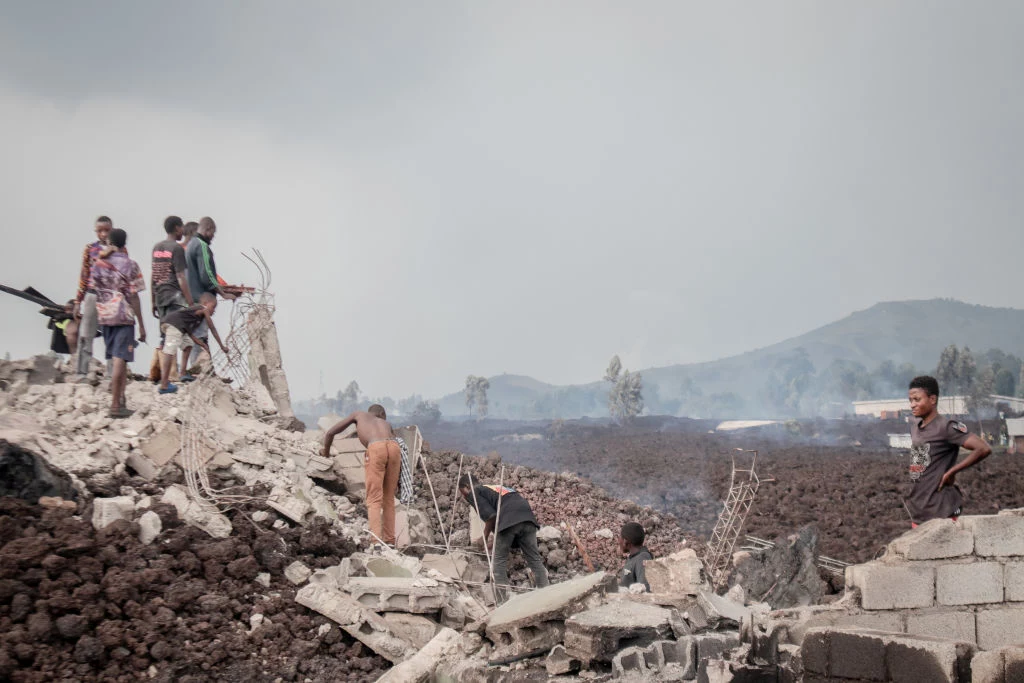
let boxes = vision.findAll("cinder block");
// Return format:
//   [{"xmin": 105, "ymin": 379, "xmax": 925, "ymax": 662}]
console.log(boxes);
[
  {"xmin": 906, "ymin": 609, "xmax": 976, "ymax": 644},
  {"xmin": 612, "ymin": 646, "xmax": 652, "ymax": 679},
  {"xmin": 971, "ymin": 649, "xmax": 1005, "ymax": 683},
  {"xmin": 966, "ymin": 516, "xmax": 1024, "ymax": 557},
  {"xmin": 937, "ymin": 562, "xmax": 1004, "ymax": 606},
  {"xmin": 828, "ymin": 630, "xmax": 887, "ymax": 681},
  {"xmin": 888, "ymin": 519, "xmax": 974, "ymax": 560},
  {"xmin": 848, "ymin": 562, "xmax": 935, "ymax": 610},
  {"xmin": 883, "ymin": 632, "xmax": 976, "ymax": 683},
  {"xmin": 694, "ymin": 632, "xmax": 740, "ymax": 663},
  {"xmin": 977, "ymin": 607, "xmax": 1024, "ymax": 651},
  {"xmin": 800, "ymin": 629, "xmax": 829, "ymax": 676},
  {"xmin": 1005, "ymin": 562, "xmax": 1024, "ymax": 602},
  {"xmin": 654, "ymin": 638, "xmax": 696, "ymax": 679}
]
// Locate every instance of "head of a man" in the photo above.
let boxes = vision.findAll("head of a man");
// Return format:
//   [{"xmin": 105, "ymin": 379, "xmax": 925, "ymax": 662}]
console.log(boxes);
[
  {"xmin": 198, "ymin": 217, "xmax": 217, "ymax": 242},
  {"xmin": 199, "ymin": 292, "xmax": 218, "ymax": 316},
  {"xmin": 368, "ymin": 404, "xmax": 386, "ymax": 420},
  {"xmin": 164, "ymin": 215, "xmax": 184, "ymax": 240},
  {"xmin": 182, "ymin": 221, "xmax": 198, "ymax": 244},
  {"xmin": 619, "ymin": 522, "xmax": 645, "ymax": 554},
  {"xmin": 95, "ymin": 216, "xmax": 113, "ymax": 243},
  {"xmin": 908, "ymin": 376, "xmax": 940, "ymax": 418},
  {"xmin": 458, "ymin": 474, "xmax": 473, "ymax": 499},
  {"xmin": 108, "ymin": 228, "xmax": 128, "ymax": 251}
]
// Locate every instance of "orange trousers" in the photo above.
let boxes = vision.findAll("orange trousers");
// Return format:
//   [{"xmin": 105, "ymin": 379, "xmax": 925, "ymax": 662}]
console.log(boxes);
[{"xmin": 365, "ymin": 440, "xmax": 402, "ymax": 545}]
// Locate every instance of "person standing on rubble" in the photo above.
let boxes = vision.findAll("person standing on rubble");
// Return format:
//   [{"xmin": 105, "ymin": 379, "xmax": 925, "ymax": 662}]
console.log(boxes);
[
  {"xmin": 906, "ymin": 376, "xmax": 991, "ymax": 526},
  {"xmin": 151, "ymin": 216, "xmax": 193, "ymax": 371},
  {"xmin": 89, "ymin": 228, "xmax": 147, "ymax": 418},
  {"xmin": 183, "ymin": 216, "xmax": 234, "ymax": 376},
  {"xmin": 72, "ymin": 216, "xmax": 113, "ymax": 381},
  {"xmin": 321, "ymin": 405, "xmax": 402, "ymax": 545},
  {"xmin": 458, "ymin": 474, "xmax": 549, "ymax": 600}
]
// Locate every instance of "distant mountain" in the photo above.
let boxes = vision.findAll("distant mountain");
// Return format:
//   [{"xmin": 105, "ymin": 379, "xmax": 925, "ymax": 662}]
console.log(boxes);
[{"xmin": 434, "ymin": 300, "xmax": 1024, "ymax": 420}]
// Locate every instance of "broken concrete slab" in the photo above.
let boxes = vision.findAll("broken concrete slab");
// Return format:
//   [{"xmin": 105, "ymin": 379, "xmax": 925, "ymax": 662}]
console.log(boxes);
[
  {"xmin": 295, "ymin": 583, "xmax": 415, "ymax": 663},
  {"xmin": 140, "ymin": 425, "xmax": 181, "ymax": 466},
  {"xmin": 381, "ymin": 612, "xmax": 442, "ymax": 651},
  {"xmin": 285, "ymin": 561, "xmax": 312, "ymax": 585},
  {"xmin": 697, "ymin": 590, "xmax": 751, "ymax": 626},
  {"xmin": 137, "ymin": 510, "xmax": 162, "ymax": 545},
  {"xmin": 160, "ymin": 485, "xmax": 232, "ymax": 539},
  {"xmin": 125, "ymin": 451, "xmax": 161, "ymax": 480},
  {"xmin": 420, "ymin": 552, "xmax": 470, "ymax": 581},
  {"xmin": 91, "ymin": 495, "xmax": 135, "ymax": 530},
  {"xmin": 345, "ymin": 576, "xmax": 449, "ymax": 613},
  {"xmin": 376, "ymin": 627, "xmax": 461, "ymax": 683},
  {"xmin": 267, "ymin": 486, "xmax": 312, "ymax": 524},
  {"xmin": 366, "ymin": 556, "xmax": 419, "ymax": 578},
  {"xmin": 564, "ymin": 600, "xmax": 672, "ymax": 663},
  {"xmin": 546, "ymin": 644, "xmax": 582, "ymax": 676},
  {"xmin": 645, "ymin": 548, "xmax": 708, "ymax": 595}
]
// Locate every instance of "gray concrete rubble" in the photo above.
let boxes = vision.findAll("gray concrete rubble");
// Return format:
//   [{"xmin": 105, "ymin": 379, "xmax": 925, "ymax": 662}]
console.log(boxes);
[
  {"xmin": 644, "ymin": 548, "xmax": 709, "ymax": 596},
  {"xmin": 376, "ymin": 627, "xmax": 461, "ymax": 682},
  {"xmin": 729, "ymin": 525, "xmax": 825, "ymax": 609},
  {"xmin": 565, "ymin": 601, "xmax": 673, "ymax": 663}
]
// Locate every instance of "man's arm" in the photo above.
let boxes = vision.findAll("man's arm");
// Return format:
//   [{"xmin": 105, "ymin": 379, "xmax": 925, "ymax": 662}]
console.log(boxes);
[
  {"xmin": 129, "ymin": 293, "xmax": 147, "ymax": 343},
  {"xmin": 939, "ymin": 434, "xmax": 992, "ymax": 490},
  {"xmin": 321, "ymin": 413, "xmax": 359, "ymax": 457},
  {"xmin": 483, "ymin": 516, "xmax": 496, "ymax": 542},
  {"xmin": 204, "ymin": 311, "xmax": 228, "ymax": 354},
  {"xmin": 74, "ymin": 245, "xmax": 91, "ymax": 317},
  {"xmin": 188, "ymin": 332, "xmax": 210, "ymax": 354},
  {"xmin": 633, "ymin": 557, "xmax": 649, "ymax": 589}
]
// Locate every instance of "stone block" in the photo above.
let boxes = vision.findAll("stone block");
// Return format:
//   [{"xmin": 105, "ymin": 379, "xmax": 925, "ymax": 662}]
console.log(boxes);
[
  {"xmin": 972, "ymin": 649, "xmax": 1005, "ymax": 683},
  {"xmin": 654, "ymin": 638, "xmax": 696, "ymax": 679},
  {"xmin": 966, "ymin": 515, "xmax": 1024, "ymax": 557},
  {"xmin": 697, "ymin": 590, "xmax": 750, "ymax": 625},
  {"xmin": 545, "ymin": 644, "xmax": 581, "ymax": 676},
  {"xmin": 536, "ymin": 526, "xmax": 562, "ymax": 542},
  {"xmin": 802, "ymin": 628, "xmax": 974, "ymax": 682},
  {"xmin": 91, "ymin": 496, "xmax": 135, "ymax": 530},
  {"xmin": 380, "ymin": 613, "xmax": 442, "ymax": 650},
  {"xmin": 285, "ymin": 561, "xmax": 312, "ymax": 585},
  {"xmin": 695, "ymin": 632, "xmax": 741, "ymax": 665},
  {"xmin": 376, "ymin": 627, "xmax": 460, "ymax": 683},
  {"xmin": 888, "ymin": 518, "xmax": 974, "ymax": 560},
  {"xmin": 140, "ymin": 425, "xmax": 180, "ymax": 466},
  {"xmin": 267, "ymin": 486, "xmax": 312, "ymax": 524},
  {"xmin": 345, "ymin": 577, "xmax": 448, "ymax": 613},
  {"xmin": 883, "ymin": 632, "xmax": 975, "ymax": 683},
  {"xmin": 612, "ymin": 646, "xmax": 652, "ymax": 679},
  {"xmin": 486, "ymin": 571, "xmax": 606, "ymax": 634},
  {"xmin": 645, "ymin": 548, "xmax": 708, "ymax": 595},
  {"xmin": 295, "ymin": 583, "xmax": 414, "ymax": 663},
  {"xmin": 125, "ymin": 452, "xmax": 160, "ymax": 480},
  {"xmin": 847, "ymin": 561, "xmax": 934, "ymax": 610},
  {"xmin": 937, "ymin": 562, "xmax": 1004, "ymax": 606},
  {"xmin": 1005, "ymin": 647, "xmax": 1024, "ymax": 681},
  {"xmin": 564, "ymin": 601, "xmax": 672, "ymax": 663},
  {"xmin": 420, "ymin": 552, "xmax": 470, "ymax": 581},
  {"xmin": 1005, "ymin": 562, "xmax": 1024, "ymax": 602},
  {"xmin": 906, "ymin": 608, "xmax": 976, "ymax": 644},
  {"xmin": 801, "ymin": 628, "xmax": 829, "ymax": 676},
  {"xmin": 137, "ymin": 510, "xmax": 162, "ymax": 545},
  {"xmin": 160, "ymin": 485, "xmax": 232, "ymax": 539},
  {"xmin": 977, "ymin": 606, "xmax": 1024, "ymax": 650}
]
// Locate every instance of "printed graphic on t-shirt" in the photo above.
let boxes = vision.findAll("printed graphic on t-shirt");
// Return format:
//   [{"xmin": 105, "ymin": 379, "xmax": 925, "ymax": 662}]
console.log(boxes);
[{"xmin": 909, "ymin": 442, "xmax": 931, "ymax": 481}]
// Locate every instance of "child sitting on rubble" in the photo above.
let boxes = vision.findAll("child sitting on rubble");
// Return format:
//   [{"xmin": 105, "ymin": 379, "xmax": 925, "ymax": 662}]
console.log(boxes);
[
  {"xmin": 618, "ymin": 522, "xmax": 653, "ymax": 592},
  {"xmin": 157, "ymin": 292, "xmax": 228, "ymax": 394}
]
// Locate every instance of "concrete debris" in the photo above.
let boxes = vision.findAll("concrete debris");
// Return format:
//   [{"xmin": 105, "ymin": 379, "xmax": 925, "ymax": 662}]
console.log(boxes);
[
  {"xmin": 697, "ymin": 590, "xmax": 750, "ymax": 627},
  {"xmin": 285, "ymin": 560, "xmax": 313, "ymax": 585},
  {"xmin": 161, "ymin": 485, "xmax": 233, "ymax": 539},
  {"xmin": 256, "ymin": 572, "xmax": 271, "ymax": 588},
  {"xmin": 972, "ymin": 646, "xmax": 1024, "ymax": 683},
  {"xmin": 344, "ymin": 576, "xmax": 449, "ymax": 614},
  {"xmin": 91, "ymin": 495, "xmax": 135, "ymax": 530},
  {"xmin": 593, "ymin": 528, "xmax": 615, "ymax": 540},
  {"xmin": 267, "ymin": 486, "xmax": 313, "ymax": 524},
  {"xmin": 537, "ymin": 525, "xmax": 563, "ymax": 542},
  {"xmin": 381, "ymin": 612, "xmax": 442, "ymax": 650},
  {"xmin": 564, "ymin": 601, "xmax": 673, "ymax": 663},
  {"xmin": 645, "ymin": 548, "xmax": 709, "ymax": 596},
  {"xmin": 137, "ymin": 510, "xmax": 162, "ymax": 545},
  {"xmin": 730, "ymin": 525, "xmax": 824, "ymax": 609},
  {"xmin": 376, "ymin": 627, "xmax": 461, "ymax": 683},
  {"xmin": 546, "ymin": 644, "xmax": 582, "ymax": 675}
]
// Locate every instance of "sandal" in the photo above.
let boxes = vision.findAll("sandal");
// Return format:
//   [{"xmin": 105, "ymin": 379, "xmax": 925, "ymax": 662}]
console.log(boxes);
[{"xmin": 108, "ymin": 408, "xmax": 135, "ymax": 419}]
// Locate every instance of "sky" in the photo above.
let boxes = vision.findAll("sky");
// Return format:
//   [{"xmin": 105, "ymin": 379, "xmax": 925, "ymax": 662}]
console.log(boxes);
[{"xmin": 1, "ymin": 1, "xmax": 1022, "ymax": 402}]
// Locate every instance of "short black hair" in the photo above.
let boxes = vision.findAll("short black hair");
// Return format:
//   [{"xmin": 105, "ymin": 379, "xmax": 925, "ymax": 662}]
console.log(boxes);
[
  {"xmin": 183, "ymin": 221, "xmax": 199, "ymax": 237},
  {"xmin": 368, "ymin": 404, "xmax": 386, "ymax": 419},
  {"xmin": 96, "ymin": 215, "xmax": 112, "ymax": 226},
  {"xmin": 198, "ymin": 216, "xmax": 216, "ymax": 235},
  {"xmin": 108, "ymin": 228, "xmax": 127, "ymax": 249},
  {"xmin": 164, "ymin": 215, "xmax": 183, "ymax": 234},
  {"xmin": 621, "ymin": 522, "xmax": 645, "ymax": 547},
  {"xmin": 458, "ymin": 474, "xmax": 473, "ymax": 490},
  {"xmin": 909, "ymin": 376, "xmax": 940, "ymax": 398}
]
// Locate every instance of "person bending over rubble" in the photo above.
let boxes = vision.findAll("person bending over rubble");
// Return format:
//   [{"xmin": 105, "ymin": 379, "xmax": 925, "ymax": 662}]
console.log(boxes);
[
  {"xmin": 906, "ymin": 375, "xmax": 991, "ymax": 527},
  {"xmin": 458, "ymin": 474, "xmax": 549, "ymax": 601},
  {"xmin": 618, "ymin": 522, "xmax": 653, "ymax": 592},
  {"xmin": 322, "ymin": 405, "xmax": 401, "ymax": 545},
  {"xmin": 89, "ymin": 228, "xmax": 147, "ymax": 418},
  {"xmin": 157, "ymin": 293, "xmax": 228, "ymax": 394}
]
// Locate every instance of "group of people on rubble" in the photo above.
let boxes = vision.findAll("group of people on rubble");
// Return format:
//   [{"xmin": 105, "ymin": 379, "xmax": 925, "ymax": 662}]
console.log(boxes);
[
  {"xmin": 63, "ymin": 214, "xmax": 234, "ymax": 418},
  {"xmin": 322, "ymin": 373, "xmax": 993, "ymax": 602}
]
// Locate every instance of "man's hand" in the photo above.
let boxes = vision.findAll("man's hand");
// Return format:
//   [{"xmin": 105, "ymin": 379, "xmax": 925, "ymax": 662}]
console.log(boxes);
[
  {"xmin": 219, "ymin": 343, "xmax": 229, "ymax": 355},
  {"xmin": 938, "ymin": 470, "xmax": 957, "ymax": 491},
  {"xmin": 138, "ymin": 327, "xmax": 147, "ymax": 344},
  {"xmin": 152, "ymin": 306, "xmax": 160, "ymax": 319}
]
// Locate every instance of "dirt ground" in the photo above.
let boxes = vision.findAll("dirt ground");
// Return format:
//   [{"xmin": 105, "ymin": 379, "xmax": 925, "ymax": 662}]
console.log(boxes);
[{"xmin": 426, "ymin": 416, "xmax": 1024, "ymax": 565}]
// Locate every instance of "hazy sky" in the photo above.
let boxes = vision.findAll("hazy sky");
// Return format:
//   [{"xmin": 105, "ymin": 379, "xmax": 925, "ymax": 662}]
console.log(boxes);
[{"xmin": 1, "ymin": 1, "xmax": 1022, "ymax": 401}]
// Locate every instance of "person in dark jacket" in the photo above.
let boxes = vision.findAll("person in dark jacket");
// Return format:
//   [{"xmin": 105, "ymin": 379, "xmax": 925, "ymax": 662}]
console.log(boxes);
[
  {"xmin": 459, "ymin": 474, "xmax": 549, "ymax": 601},
  {"xmin": 618, "ymin": 522, "xmax": 653, "ymax": 591},
  {"xmin": 183, "ymin": 216, "xmax": 234, "ymax": 373}
]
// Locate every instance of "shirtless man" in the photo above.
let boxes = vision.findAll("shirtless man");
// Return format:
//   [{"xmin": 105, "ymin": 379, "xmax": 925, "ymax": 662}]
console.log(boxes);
[{"xmin": 322, "ymin": 405, "xmax": 401, "ymax": 545}]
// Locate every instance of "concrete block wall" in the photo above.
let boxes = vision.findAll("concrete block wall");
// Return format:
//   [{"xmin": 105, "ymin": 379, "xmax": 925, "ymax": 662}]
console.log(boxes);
[{"xmin": 841, "ymin": 513, "xmax": 1024, "ymax": 651}]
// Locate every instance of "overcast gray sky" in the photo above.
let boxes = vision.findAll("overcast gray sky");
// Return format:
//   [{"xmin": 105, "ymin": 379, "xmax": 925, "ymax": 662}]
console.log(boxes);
[{"xmin": 1, "ymin": 1, "xmax": 1022, "ymax": 401}]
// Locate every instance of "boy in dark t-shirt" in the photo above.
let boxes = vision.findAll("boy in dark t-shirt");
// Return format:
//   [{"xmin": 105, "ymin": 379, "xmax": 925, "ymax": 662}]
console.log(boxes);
[
  {"xmin": 619, "ymin": 522, "xmax": 653, "ymax": 591},
  {"xmin": 906, "ymin": 376, "xmax": 991, "ymax": 526},
  {"xmin": 156, "ymin": 293, "xmax": 228, "ymax": 394}
]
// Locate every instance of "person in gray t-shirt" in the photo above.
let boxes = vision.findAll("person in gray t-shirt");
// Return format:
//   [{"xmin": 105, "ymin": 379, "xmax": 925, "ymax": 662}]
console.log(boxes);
[
  {"xmin": 906, "ymin": 376, "xmax": 991, "ymax": 526},
  {"xmin": 619, "ymin": 522, "xmax": 653, "ymax": 591}
]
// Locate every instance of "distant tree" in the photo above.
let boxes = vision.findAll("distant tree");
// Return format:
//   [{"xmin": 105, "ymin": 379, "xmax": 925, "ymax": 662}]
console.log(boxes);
[
  {"xmin": 994, "ymin": 368, "xmax": 1016, "ymax": 397},
  {"xmin": 410, "ymin": 400, "xmax": 442, "ymax": 425},
  {"xmin": 604, "ymin": 355, "xmax": 643, "ymax": 421},
  {"xmin": 464, "ymin": 375, "xmax": 490, "ymax": 418},
  {"xmin": 966, "ymin": 366, "xmax": 995, "ymax": 431},
  {"xmin": 935, "ymin": 345, "xmax": 960, "ymax": 393},
  {"xmin": 894, "ymin": 362, "xmax": 918, "ymax": 392},
  {"xmin": 333, "ymin": 381, "xmax": 361, "ymax": 414},
  {"xmin": 369, "ymin": 396, "xmax": 397, "ymax": 415},
  {"xmin": 954, "ymin": 347, "xmax": 977, "ymax": 396},
  {"xmin": 822, "ymin": 359, "xmax": 872, "ymax": 402}
]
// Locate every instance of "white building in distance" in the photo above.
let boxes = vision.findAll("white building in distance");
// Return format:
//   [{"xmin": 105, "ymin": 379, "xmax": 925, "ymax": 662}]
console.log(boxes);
[{"xmin": 853, "ymin": 396, "xmax": 968, "ymax": 418}]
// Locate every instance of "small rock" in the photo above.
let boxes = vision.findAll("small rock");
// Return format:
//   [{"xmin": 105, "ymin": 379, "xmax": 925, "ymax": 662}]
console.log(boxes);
[
  {"xmin": 138, "ymin": 511, "xmax": 162, "ymax": 545},
  {"xmin": 252, "ymin": 510, "xmax": 270, "ymax": 522},
  {"xmin": 593, "ymin": 528, "xmax": 614, "ymax": 540},
  {"xmin": 317, "ymin": 623, "xmax": 331, "ymax": 637},
  {"xmin": 249, "ymin": 614, "xmax": 266, "ymax": 632},
  {"xmin": 284, "ymin": 561, "xmax": 312, "ymax": 585},
  {"xmin": 256, "ymin": 573, "xmax": 271, "ymax": 588}
]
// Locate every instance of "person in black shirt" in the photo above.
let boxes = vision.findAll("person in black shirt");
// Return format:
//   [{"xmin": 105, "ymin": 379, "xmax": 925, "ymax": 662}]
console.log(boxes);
[
  {"xmin": 459, "ymin": 474, "xmax": 549, "ymax": 601},
  {"xmin": 157, "ymin": 293, "xmax": 227, "ymax": 394},
  {"xmin": 618, "ymin": 522, "xmax": 653, "ymax": 591}
]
